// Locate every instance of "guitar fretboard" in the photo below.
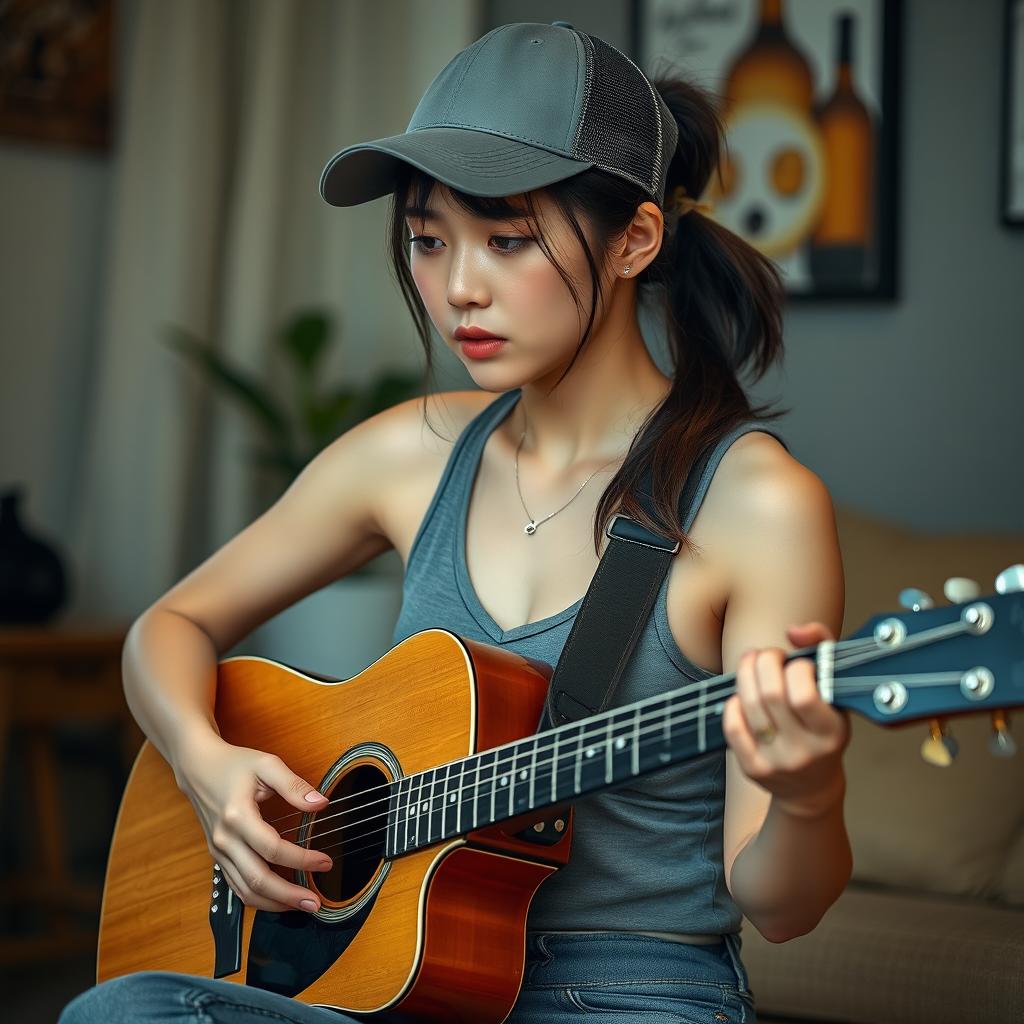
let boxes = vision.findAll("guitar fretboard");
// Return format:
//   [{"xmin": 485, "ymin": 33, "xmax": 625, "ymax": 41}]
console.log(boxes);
[
  {"xmin": 377, "ymin": 590, "xmax": 1019, "ymax": 856},
  {"xmin": 385, "ymin": 681, "xmax": 730, "ymax": 857}
]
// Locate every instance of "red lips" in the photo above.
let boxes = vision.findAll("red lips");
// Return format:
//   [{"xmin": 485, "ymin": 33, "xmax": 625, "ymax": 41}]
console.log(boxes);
[{"xmin": 454, "ymin": 325, "xmax": 506, "ymax": 341}]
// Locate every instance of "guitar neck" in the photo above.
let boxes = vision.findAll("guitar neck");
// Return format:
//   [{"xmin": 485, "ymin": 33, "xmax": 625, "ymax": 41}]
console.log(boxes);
[
  {"xmin": 386, "ymin": 584, "xmax": 1019, "ymax": 856},
  {"xmin": 387, "ymin": 664, "xmax": 744, "ymax": 856}
]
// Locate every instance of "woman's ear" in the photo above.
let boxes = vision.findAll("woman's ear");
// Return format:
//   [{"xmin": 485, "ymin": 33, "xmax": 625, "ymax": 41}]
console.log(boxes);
[{"xmin": 615, "ymin": 201, "xmax": 665, "ymax": 276}]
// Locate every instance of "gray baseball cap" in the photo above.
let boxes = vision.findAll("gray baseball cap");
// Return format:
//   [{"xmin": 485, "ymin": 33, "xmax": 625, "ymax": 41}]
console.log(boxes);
[{"xmin": 319, "ymin": 21, "xmax": 678, "ymax": 209}]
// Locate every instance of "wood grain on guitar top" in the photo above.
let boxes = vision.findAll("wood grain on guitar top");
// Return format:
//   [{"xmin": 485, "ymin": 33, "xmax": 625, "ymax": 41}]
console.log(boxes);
[{"xmin": 97, "ymin": 629, "xmax": 570, "ymax": 1021}]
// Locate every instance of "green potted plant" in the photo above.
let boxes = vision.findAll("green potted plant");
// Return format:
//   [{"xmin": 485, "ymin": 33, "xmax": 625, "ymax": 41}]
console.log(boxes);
[
  {"xmin": 162, "ymin": 309, "xmax": 422, "ymax": 674},
  {"xmin": 163, "ymin": 310, "xmax": 421, "ymax": 504}
]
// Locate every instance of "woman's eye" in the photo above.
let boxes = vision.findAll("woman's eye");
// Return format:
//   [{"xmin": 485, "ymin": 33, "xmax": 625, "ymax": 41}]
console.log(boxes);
[
  {"xmin": 407, "ymin": 235, "xmax": 531, "ymax": 255},
  {"xmin": 408, "ymin": 235, "xmax": 440, "ymax": 253},
  {"xmin": 492, "ymin": 236, "xmax": 531, "ymax": 254}
]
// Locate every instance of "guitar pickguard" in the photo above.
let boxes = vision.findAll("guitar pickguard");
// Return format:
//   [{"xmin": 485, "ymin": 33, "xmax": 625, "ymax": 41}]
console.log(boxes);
[{"xmin": 246, "ymin": 888, "xmax": 380, "ymax": 998}]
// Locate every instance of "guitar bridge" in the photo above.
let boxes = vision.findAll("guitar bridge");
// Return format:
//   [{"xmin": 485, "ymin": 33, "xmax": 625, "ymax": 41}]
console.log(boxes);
[{"xmin": 209, "ymin": 862, "xmax": 242, "ymax": 977}]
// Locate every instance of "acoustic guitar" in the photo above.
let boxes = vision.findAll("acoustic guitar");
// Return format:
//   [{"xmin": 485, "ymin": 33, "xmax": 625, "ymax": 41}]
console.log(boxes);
[{"xmin": 97, "ymin": 572, "xmax": 1024, "ymax": 1022}]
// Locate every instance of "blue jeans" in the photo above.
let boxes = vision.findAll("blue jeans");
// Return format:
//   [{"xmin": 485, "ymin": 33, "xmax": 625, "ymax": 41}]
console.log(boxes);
[{"xmin": 60, "ymin": 930, "xmax": 756, "ymax": 1023}]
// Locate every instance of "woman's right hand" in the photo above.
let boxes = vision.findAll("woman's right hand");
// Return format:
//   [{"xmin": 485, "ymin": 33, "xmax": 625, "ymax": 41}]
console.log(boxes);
[{"xmin": 172, "ymin": 729, "xmax": 334, "ymax": 914}]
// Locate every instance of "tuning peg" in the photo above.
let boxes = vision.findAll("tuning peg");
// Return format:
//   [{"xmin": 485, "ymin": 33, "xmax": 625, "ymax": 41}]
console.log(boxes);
[
  {"xmin": 995, "ymin": 565, "xmax": 1024, "ymax": 594},
  {"xmin": 920, "ymin": 717, "xmax": 958, "ymax": 767},
  {"xmin": 943, "ymin": 577, "xmax": 981, "ymax": 603},
  {"xmin": 899, "ymin": 588, "xmax": 934, "ymax": 611},
  {"xmin": 989, "ymin": 710, "xmax": 1017, "ymax": 758}
]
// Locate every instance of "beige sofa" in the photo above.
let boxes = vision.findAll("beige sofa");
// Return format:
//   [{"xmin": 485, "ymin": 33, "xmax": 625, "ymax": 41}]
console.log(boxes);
[{"xmin": 743, "ymin": 505, "xmax": 1024, "ymax": 1023}]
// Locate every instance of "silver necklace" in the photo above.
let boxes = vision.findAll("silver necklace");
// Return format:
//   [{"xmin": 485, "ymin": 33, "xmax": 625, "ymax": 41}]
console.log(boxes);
[{"xmin": 514, "ymin": 428, "xmax": 624, "ymax": 536}]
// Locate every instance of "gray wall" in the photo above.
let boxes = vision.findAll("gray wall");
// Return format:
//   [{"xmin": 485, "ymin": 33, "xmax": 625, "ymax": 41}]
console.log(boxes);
[{"xmin": 487, "ymin": 0, "xmax": 1024, "ymax": 533}]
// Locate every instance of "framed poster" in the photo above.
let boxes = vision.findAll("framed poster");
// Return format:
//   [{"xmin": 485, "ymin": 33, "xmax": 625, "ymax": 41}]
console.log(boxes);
[
  {"xmin": 633, "ymin": 0, "xmax": 903, "ymax": 301},
  {"xmin": 0, "ymin": 0, "xmax": 113, "ymax": 151},
  {"xmin": 1002, "ymin": 0, "xmax": 1024, "ymax": 227}
]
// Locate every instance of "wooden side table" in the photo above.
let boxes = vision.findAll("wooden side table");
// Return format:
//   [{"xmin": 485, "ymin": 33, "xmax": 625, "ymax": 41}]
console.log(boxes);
[{"xmin": 0, "ymin": 623, "xmax": 143, "ymax": 965}]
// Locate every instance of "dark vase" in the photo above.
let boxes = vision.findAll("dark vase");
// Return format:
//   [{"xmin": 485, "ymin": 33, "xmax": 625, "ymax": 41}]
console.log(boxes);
[{"xmin": 0, "ymin": 485, "xmax": 70, "ymax": 624}]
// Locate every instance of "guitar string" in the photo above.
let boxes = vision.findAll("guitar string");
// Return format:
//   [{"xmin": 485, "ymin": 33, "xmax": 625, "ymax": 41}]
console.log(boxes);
[
  {"xmin": 272, "ymin": 637, "xmax": 955, "ymax": 852},
  {"xmin": 273, "ymin": 644, "xmax": 882, "ymax": 843},
  {"xmin": 307, "ymin": 685, "xmax": 743, "ymax": 863},
  {"xmin": 302, "ymin": 672, "xmax": 969, "ymax": 866},
  {"xmin": 279, "ymin": 607, "xmax": 975, "ymax": 836},
  {"xmin": 269, "ymin": 632, "xmax": 917, "ymax": 845},
  {"xmin": 295, "ymin": 678, "xmax": 741, "ymax": 847},
  {"xmin": 264, "ymin": 634, "xmax": 882, "ymax": 833},
  {"xmin": 309, "ymin": 671, "xmax": 966, "ymax": 856},
  {"xmin": 287, "ymin": 670, "xmax": 966, "ymax": 860}
]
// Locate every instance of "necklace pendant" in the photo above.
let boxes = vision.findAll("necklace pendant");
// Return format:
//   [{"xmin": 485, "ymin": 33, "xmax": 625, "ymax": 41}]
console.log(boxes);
[{"xmin": 524, "ymin": 521, "xmax": 537, "ymax": 535}]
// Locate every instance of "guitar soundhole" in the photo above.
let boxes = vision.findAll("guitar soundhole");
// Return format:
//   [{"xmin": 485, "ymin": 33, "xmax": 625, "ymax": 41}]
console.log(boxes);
[{"xmin": 307, "ymin": 762, "xmax": 387, "ymax": 905}]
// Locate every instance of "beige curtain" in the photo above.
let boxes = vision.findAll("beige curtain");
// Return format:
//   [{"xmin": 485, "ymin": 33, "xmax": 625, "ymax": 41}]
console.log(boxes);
[{"xmin": 69, "ymin": 0, "xmax": 479, "ymax": 623}]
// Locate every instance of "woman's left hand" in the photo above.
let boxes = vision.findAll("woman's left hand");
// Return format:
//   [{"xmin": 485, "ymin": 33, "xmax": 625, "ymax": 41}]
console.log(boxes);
[{"xmin": 723, "ymin": 621, "xmax": 851, "ymax": 818}]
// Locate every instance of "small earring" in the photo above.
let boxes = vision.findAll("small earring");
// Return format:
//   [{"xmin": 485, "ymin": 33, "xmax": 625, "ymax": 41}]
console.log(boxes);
[{"xmin": 623, "ymin": 264, "xmax": 632, "ymax": 275}]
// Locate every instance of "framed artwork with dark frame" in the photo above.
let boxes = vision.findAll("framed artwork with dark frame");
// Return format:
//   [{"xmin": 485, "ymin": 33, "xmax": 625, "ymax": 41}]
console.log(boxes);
[
  {"xmin": 0, "ymin": 0, "xmax": 113, "ymax": 152},
  {"xmin": 633, "ymin": 0, "xmax": 903, "ymax": 301},
  {"xmin": 1001, "ymin": 0, "xmax": 1024, "ymax": 227}
]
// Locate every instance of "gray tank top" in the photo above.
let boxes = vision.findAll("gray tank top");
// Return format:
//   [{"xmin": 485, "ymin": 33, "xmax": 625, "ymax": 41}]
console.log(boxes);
[{"xmin": 390, "ymin": 388, "xmax": 789, "ymax": 935}]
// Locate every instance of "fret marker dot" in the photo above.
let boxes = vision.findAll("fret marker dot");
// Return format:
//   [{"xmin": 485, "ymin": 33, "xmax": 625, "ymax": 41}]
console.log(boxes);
[
  {"xmin": 420, "ymin": 802, "xmax": 428, "ymax": 813},
  {"xmin": 586, "ymin": 748, "xmax": 596, "ymax": 758},
  {"xmin": 449, "ymin": 794, "xmax": 456, "ymax": 803},
  {"xmin": 519, "ymin": 769, "xmax": 528, "ymax": 780},
  {"xmin": 408, "ymin": 807, "xmax": 415, "ymax": 817},
  {"xmin": 500, "ymin": 776, "xmax": 509, "ymax": 786},
  {"xmin": 614, "ymin": 737, "xmax": 627, "ymax": 750}
]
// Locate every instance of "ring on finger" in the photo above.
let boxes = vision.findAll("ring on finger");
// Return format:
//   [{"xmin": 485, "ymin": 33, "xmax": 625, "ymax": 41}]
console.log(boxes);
[{"xmin": 754, "ymin": 725, "xmax": 778, "ymax": 745}]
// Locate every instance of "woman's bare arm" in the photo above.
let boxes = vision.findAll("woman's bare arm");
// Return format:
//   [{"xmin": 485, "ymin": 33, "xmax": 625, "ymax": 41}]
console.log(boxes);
[
  {"xmin": 122, "ymin": 402, "xmax": 401, "ymax": 773},
  {"xmin": 117, "ymin": 395, "xmax": 445, "ymax": 910},
  {"xmin": 705, "ymin": 435, "xmax": 850, "ymax": 942}
]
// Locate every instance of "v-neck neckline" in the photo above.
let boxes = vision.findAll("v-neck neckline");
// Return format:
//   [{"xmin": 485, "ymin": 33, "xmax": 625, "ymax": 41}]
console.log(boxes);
[{"xmin": 454, "ymin": 389, "xmax": 586, "ymax": 644}]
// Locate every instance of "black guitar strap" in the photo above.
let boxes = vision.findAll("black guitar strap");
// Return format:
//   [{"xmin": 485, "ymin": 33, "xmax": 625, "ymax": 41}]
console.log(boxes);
[{"xmin": 538, "ymin": 440, "xmax": 719, "ymax": 731}]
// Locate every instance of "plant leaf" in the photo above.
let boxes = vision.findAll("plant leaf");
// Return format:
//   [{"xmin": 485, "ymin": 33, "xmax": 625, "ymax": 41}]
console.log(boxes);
[
  {"xmin": 162, "ymin": 324, "xmax": 293, "ymax": 443},
  {"xmin": 243, "ymin": 445, "xmax": 305, "ymax": 483},
  {"xmin": 283, "ymin": 311, "xmax": 332, "ymax": 373},
  {"xmin": 359, "ymin": 370, "xmax": 424, "ymax": 418},
  {"xmin": 305, "ymin": 389, "xmax": 359, "ymax": 446}
]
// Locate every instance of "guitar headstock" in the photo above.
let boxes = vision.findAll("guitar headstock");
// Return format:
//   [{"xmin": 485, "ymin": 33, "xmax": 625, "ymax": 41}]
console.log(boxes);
[{"xmin": 834, "ymin": 565, "xmax": 1024, "ymax": 766}]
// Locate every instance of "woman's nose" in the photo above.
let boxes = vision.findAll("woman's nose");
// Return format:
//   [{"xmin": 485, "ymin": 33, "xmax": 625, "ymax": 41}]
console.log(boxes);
[{"xmin": 446, "ymin": 249, "xmax": 491, "ymax": 308}]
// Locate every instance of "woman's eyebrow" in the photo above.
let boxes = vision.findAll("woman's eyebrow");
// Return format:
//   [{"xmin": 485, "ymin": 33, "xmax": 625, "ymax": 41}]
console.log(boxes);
[
  {"xmin": 403, "ymin": 204, "xmax": 442, "ymax": 220},
  {"xmin": 403, "ymin": 204, "xmax": 531, "ymax": 223}
]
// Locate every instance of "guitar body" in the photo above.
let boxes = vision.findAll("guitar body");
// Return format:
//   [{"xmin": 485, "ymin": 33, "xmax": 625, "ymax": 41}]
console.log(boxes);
[
  {"xmin": 98, "ymin": 580, "xmax": 1024, "ymax": 1020},
  {"xmin": 98, "ymin": 629, "xmax": 572, "ymax": 1023}
]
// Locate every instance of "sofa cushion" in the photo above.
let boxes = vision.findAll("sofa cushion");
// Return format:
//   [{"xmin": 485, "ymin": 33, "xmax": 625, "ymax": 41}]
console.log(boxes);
[
  {"xmin": 741, "ymin": 884, "xmax": 1024, "ymax": 1023},
  {"xmin": 997, "ymin": 827, "xmax": 1024, "ymax": 905},
  {"xmin": 834, "ymin": 504, "xmax": 1024, "ymax": 641},
  {"xmin": 843, "ymin": 713, "xmax": 1024, "ymax": 898},
  {"xmin": 833, "ymin": 505, "xmax": 1024, "ymax": 898}
]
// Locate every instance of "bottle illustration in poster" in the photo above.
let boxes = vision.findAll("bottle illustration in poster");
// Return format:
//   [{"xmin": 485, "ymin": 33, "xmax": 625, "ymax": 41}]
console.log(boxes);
[
  {"xmin": 809, "ymin": 12, "xmax": 877, "ymax": 286},
  {"xmin": 701, "ymin": 0, "xmax": 878, "ymax": 293}
]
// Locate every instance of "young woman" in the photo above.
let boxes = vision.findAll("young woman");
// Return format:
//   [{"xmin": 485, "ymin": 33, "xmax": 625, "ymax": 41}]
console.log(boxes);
[{"xmin": 61, "ymin": 21, "xmax": 850, "ymax": 1024}]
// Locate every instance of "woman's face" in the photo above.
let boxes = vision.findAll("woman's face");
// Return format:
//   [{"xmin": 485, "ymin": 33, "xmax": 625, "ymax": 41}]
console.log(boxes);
[{"xmin": 405, "ymin": 184, "xmax": 612, "ymax": 387}]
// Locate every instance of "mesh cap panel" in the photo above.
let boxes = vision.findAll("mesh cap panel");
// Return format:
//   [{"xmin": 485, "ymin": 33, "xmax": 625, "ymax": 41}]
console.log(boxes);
[{"xmin": 573, "ymin": 33, "xmax": 676, "ymax": 203}]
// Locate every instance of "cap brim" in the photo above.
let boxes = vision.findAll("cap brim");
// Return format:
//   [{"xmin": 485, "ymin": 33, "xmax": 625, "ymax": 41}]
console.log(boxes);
[{"xmin": 319, "ymin": 126, "xmax": 594, "ymax": 207}]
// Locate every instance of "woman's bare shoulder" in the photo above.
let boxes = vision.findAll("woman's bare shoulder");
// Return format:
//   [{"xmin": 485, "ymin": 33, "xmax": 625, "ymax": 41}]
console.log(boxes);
[
  {"xmin": 369, "ymin": 389, "xmax": 502, "ymax": 555},
  {"xmin": 701, "ymin": 429, "xmax": 831, "ymax": 534},
  {"xmin": 699, "ymin": 428, "xmax": 840, "ymax": 605},
  {"xmin": 373, "ymin": 388, "xmax": 500, "ymax": 462}
]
